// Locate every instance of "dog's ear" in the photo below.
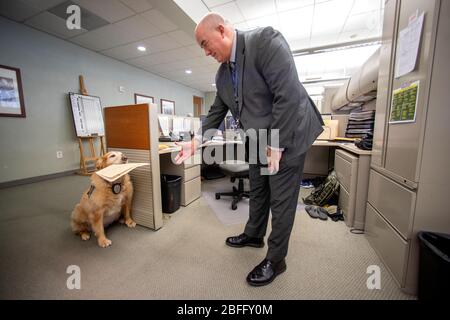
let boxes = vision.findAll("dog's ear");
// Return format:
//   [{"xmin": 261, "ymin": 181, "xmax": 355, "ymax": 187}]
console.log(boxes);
[{"xmin": 96, "ymin": 156, "xmax": 107, "ymax": 170}]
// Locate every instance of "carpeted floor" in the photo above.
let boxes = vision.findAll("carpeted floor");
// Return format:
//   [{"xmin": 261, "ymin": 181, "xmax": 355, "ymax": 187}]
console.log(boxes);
[{"xmin": 0, "ymin": 174, "xmax": 415, "ymax": 300}]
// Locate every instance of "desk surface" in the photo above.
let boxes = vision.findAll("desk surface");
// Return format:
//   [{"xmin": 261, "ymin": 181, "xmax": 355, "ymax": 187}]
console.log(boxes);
[
  {"xmin": 159, "ymin": 140, "xmax": 243, "ymax": 154},
  {"xmin": 159, "ymin": 140, "xmax": 372, "ymax": 156},
  {"xmin": 313, "ymin": 140, "xmax": 372, "ymax": 156}
]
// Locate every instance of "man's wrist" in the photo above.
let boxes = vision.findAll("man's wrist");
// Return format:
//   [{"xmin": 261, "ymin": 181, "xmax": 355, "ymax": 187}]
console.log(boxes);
[{"xmin": 268, "ymin": 146, "xmax": 285, "ymax": 152}]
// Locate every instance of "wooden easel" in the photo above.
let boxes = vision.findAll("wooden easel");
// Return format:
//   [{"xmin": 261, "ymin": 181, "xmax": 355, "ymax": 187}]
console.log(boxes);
[
  {"xmin": 77, "ymin": 135, "xmax": 106, "ymax": 175},
  {"xmin": 76, "ymin": 75, "xmax": 106, "ymax": 175}
]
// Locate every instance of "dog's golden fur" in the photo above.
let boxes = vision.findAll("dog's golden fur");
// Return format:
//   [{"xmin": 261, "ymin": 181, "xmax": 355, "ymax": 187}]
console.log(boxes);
[{"xmin": 71, "ymin": 151, "xmax": 135, "ymax": 248}]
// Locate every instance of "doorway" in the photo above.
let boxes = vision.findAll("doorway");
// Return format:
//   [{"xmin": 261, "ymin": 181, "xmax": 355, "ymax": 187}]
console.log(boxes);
[{"xmin": 193, "ymin": 96, "xmax": 203, "ymax": 117}]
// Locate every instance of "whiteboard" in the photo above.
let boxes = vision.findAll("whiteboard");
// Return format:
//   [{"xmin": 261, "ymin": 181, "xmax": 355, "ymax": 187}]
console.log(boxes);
[{"xmin": 69, "ymin": 93, "xmax": 105, "ymax": 137}]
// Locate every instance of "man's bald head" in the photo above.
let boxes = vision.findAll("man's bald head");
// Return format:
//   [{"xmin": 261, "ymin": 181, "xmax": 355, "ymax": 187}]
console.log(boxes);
[
  {"xmin": 195, "ymin": 12, "xmax": 234, "ymax": 63},
  {"xmin": 195, "ymin": 12, "xmax": 226, "ymax": 34}
]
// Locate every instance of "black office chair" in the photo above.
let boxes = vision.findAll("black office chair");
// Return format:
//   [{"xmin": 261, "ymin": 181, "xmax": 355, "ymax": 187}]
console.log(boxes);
[{"xmin": 215, "ymin": 160, "xmax": 250, "ymax": 210}]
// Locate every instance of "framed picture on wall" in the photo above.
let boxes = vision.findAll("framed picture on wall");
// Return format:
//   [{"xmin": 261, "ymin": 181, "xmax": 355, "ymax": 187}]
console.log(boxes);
[
  {"xmin": 0, "ymin": 64, "xmax": 26, "ymax": 117},
  {"xmin": 161, "ymin": 99, "xmax": 175, "ymax": 115},
  {"xmin": 134, "ymin": 93, "xmax": 154, "ymax": 105}
]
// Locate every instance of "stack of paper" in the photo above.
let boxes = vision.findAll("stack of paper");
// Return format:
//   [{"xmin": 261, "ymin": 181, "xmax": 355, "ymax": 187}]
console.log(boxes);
[{"xmin": 96, "ymin": 163, "xmax": 149, "ymax": 183}]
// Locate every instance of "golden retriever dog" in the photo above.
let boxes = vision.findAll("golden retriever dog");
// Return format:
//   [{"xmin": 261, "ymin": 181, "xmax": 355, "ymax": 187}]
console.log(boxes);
[{"xmin": 71, "ymin": 151, "xmax": 135, "ymax": 248}]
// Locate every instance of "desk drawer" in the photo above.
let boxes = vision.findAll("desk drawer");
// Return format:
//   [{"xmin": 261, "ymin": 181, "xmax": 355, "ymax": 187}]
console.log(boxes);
[
  {"xmin": 335, "ymin": 149, "xmax": 358, "ymax": 192},
  {"xmin": 183, "ymin": 153, "xmax": 202, "ymax": 169},
  {"xmin": 181, "ymin": 176, "xmax": 201, "ymax": 206},
  {"xmin": 339, "ymin": 185, "xmax": 355, "ymax": 228},
  {"xmin": 367, "ymin": 170, "xmax": 416, "ymax": 239},
  {"xmin": 365, "ymin": 202, "xmax": 409, "ymax": 287},
  {"xmin": 184, "ymin": 165, "xmax": 200, "ymax": 182}
]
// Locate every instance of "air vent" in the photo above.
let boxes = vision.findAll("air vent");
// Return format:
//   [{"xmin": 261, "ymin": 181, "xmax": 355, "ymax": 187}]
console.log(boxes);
[{"xmin": 48, "ymin": 1, "xmax": 109, "ymax": 31}]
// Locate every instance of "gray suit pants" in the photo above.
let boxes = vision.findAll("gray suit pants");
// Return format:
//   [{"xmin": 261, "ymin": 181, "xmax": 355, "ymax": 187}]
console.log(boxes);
[{"xmin": 244, "ymin": 153, "xmax": 306, "ymax": 262}]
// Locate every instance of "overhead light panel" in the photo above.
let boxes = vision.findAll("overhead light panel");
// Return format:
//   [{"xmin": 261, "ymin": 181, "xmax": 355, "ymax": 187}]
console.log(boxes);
[
  {"xmin": 137, "ymin": 46, "xmax": 146, "ymax": 52},
  {"xmin": 185, "ymin": 70, "xmax": 192, "ymax": 74}
]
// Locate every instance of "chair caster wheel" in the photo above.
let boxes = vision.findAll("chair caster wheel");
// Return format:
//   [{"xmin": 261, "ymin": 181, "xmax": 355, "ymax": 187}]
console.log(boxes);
[
  {"xmin": 215, "ymin": 194, "xmax": 220, "ymax": 200},
  {"xmin": 231, "ymin": 203, "xmax": 237, "ymax": 210}
]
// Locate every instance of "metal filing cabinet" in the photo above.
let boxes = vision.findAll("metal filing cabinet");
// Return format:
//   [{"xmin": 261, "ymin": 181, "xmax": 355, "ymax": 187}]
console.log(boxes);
[
  {"xmin": 366, "ymin": 0, "xmax": 450, "ymax": 295},
  {"xmin": 334, "ymin": 146, "xmax": 371, "ymax": 230}
]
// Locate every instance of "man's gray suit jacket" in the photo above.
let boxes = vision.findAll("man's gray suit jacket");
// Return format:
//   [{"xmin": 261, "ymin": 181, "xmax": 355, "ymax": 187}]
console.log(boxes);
[{"xmin": 202, "ymin": 27, "xmax": 324, "ymax": 162}]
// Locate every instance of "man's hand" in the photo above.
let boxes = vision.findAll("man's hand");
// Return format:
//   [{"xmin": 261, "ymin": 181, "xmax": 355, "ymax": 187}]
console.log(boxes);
[
  {"xmin": 174, "ymin": 139, "xmax": 200, "ymax": 165},
  {"xmin": 267, "ymin": 147, "xmax": 283, "ymax": 174}
]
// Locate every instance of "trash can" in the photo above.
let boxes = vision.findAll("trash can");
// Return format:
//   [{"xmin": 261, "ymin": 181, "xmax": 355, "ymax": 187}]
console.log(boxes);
[
  {"xmin": 417, "ymin": 231, "xmax": 450, "ymax": 300},
  {"xmin": 160, "ymin": 174, "xmax": 181, "ymax": 214}
]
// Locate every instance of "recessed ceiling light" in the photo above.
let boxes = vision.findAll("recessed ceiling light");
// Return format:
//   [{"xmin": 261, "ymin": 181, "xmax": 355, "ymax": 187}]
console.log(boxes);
[
  {"xmin": 212, "ymin": 83, "xmax": 216, "ymax": 87},
  {"xmin": 137, "ymin": 46, "xmax": 146, "ymax": 52},
  {"xmin": 185, "ymin": 70, "xmax": 192, "ymax": 74}
]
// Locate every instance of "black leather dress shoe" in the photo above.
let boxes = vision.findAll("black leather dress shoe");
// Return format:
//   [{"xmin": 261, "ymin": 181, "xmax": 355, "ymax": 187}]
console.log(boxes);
[
  {"xmin": 225, "ymin": 233, "xmax": 264, "ymax": 248},
  {"xmin": 246, "ymin": 259, "xmax": 287, "ymax": 286}
]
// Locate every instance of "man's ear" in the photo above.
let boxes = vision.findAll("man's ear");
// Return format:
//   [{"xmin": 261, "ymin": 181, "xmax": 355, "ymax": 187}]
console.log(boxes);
[
  {"xmin": 96, "ymin": 156, "xmax": 106, "ymax": 170},
  {"xmin": 218, "ymin": 24, "xmax": 225, "ymax": 36}
]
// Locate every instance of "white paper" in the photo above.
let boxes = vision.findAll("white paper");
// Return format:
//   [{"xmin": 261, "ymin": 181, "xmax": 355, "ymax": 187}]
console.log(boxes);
[
  {"xmin": 183, "ymin": 118, "xmax": 192, "ymax": 132},
  {"xmin": 173, "ymin": 117, "xmax": 183, "ymax": 133},
  {"xmin": 158, "ymin": 116, "xmax": 170, "ymax": 136},
  {"xmin": 96, "ymin": 163, "xmax": 149, "ymax": 183},
  {"xmin": 395, "ymin": 13, "xmax": 425, "ymax": 78}
]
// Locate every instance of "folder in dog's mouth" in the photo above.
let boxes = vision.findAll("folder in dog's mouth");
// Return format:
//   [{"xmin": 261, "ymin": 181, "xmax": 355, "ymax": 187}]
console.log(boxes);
[{"xmin": 96, "ymin": 163, "xmax": 150, "ymax": 183}]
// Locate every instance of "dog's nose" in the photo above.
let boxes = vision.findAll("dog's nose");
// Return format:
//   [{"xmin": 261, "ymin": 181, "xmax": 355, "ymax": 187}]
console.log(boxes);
[{"xmin": 122, "ymin": 156, "xmax": 128, "ymax": 161}]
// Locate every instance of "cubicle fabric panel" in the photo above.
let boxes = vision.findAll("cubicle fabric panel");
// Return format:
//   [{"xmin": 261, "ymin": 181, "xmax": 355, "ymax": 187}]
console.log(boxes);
[{"xmin": 104, "ymin": 104, "xmax": 150, "ymax": 150}]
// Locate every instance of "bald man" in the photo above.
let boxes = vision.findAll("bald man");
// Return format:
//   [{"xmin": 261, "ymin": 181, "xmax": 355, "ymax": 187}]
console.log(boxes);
[{"xmin": 176, "ymin": 13, "xmax": 323, "ymax": 286}]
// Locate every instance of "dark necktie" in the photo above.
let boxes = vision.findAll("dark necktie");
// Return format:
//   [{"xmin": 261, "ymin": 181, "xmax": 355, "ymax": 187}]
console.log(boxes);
[{"xmin": 229, "ymin": 62, "xmax": 238, "ymax": 99}]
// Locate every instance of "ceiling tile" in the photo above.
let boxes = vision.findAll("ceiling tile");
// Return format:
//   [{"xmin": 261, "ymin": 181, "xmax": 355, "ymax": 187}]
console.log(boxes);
[
  {"xmin": 275, "ymin": 0, "xmax": 314, "ymax": 12},
  {"xmin": 246, "ymin": 14, "xmax": 280, "ymax": 31},
  {"xmin": 101, "ymin": 40, "xmax": 150, "ymax": 60},
  {"xmin": 309, "ymin": 32, "xmax": 340, "ymax": 48},
  {"xmin": 47, "ymin": 0, "xmax": 110, "ymax": 31},
  {"xmin": 71, "ymin": 23, "xmax": 131, "ymax": 51},
  {"xmin": 311, "ymin": 0, "xmax": 354, "ymax": 37},
  {"xmin": 203, "ymin": 0, "xmax": 232, "ymax": 8},
  {"xmin": 25, "ymin": 11, "xmax": 87, "ymax": 39},
  {"xmin": 279, "ymin": 5, "xmax": 313, "ymax": 40},
  {"xmin": 167, "ymin": 30, "xmax": 196, "ymax": 46},
  {"xmin": 233, "ymin": 21, "xmax": 251, "ymax": 31},
  {"xmin": 172, "ymin": 0, "xmax": 210, "ymax": 24},
  {"xmin": 343, "ymin": 10, "xmax": 382, "ymax": 33},
  {"xmin": 212, "ymin": 2, "xmax": 245, "ymax": 24},
  {"xmin": 143, "ymin": 34, "xmax": 184, "ymax": 54},
  {"xmin": 0, "ymin": 0, "xmax": 54, "ymax": 22},
  {"xmin": 351, "ymin": 0, "xmax": 382, "ymax": 15},
  {"xmin": 73, "ymin": 0, "xmax": 134, "ymax": 23},
  {"xmin": 140, "ymin": 9, "xmax": 178, "ymax": 32},
  {"xmin": 236, "ymin": 0, "xmax": 276, "ymax": 20},
  {"xmin": 183, "ymin": 44, "xmax": 204, "ymax": 58},
  {"xmin": 119, "ymin": 0, "xmax": 152, "ymax": 13},
  {"xmin": 287, "ymin": 37, "xmax": 311, "ymax": 51},
  {"xmin": 114, "ymin": 14, "xmax": 162, "ymax": 41}
]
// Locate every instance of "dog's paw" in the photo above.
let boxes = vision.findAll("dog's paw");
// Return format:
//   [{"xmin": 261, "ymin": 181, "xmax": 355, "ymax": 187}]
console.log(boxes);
[
  {"xmin": 125, "ymin": 219, "xmax": 136, "ymax": 228},
  {"xmin": 80, "ymin": 232, "xmax": 90, "ymax": 241},
  {"xmin": 98, "ymin": 238, "xmax": 112, "ymax": 248}
]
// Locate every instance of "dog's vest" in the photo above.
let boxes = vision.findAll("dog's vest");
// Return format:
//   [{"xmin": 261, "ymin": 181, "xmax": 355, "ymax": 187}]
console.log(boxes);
[{"xmin": 86, "ymin": 182, "xmax": 122, "ymax": 198}]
